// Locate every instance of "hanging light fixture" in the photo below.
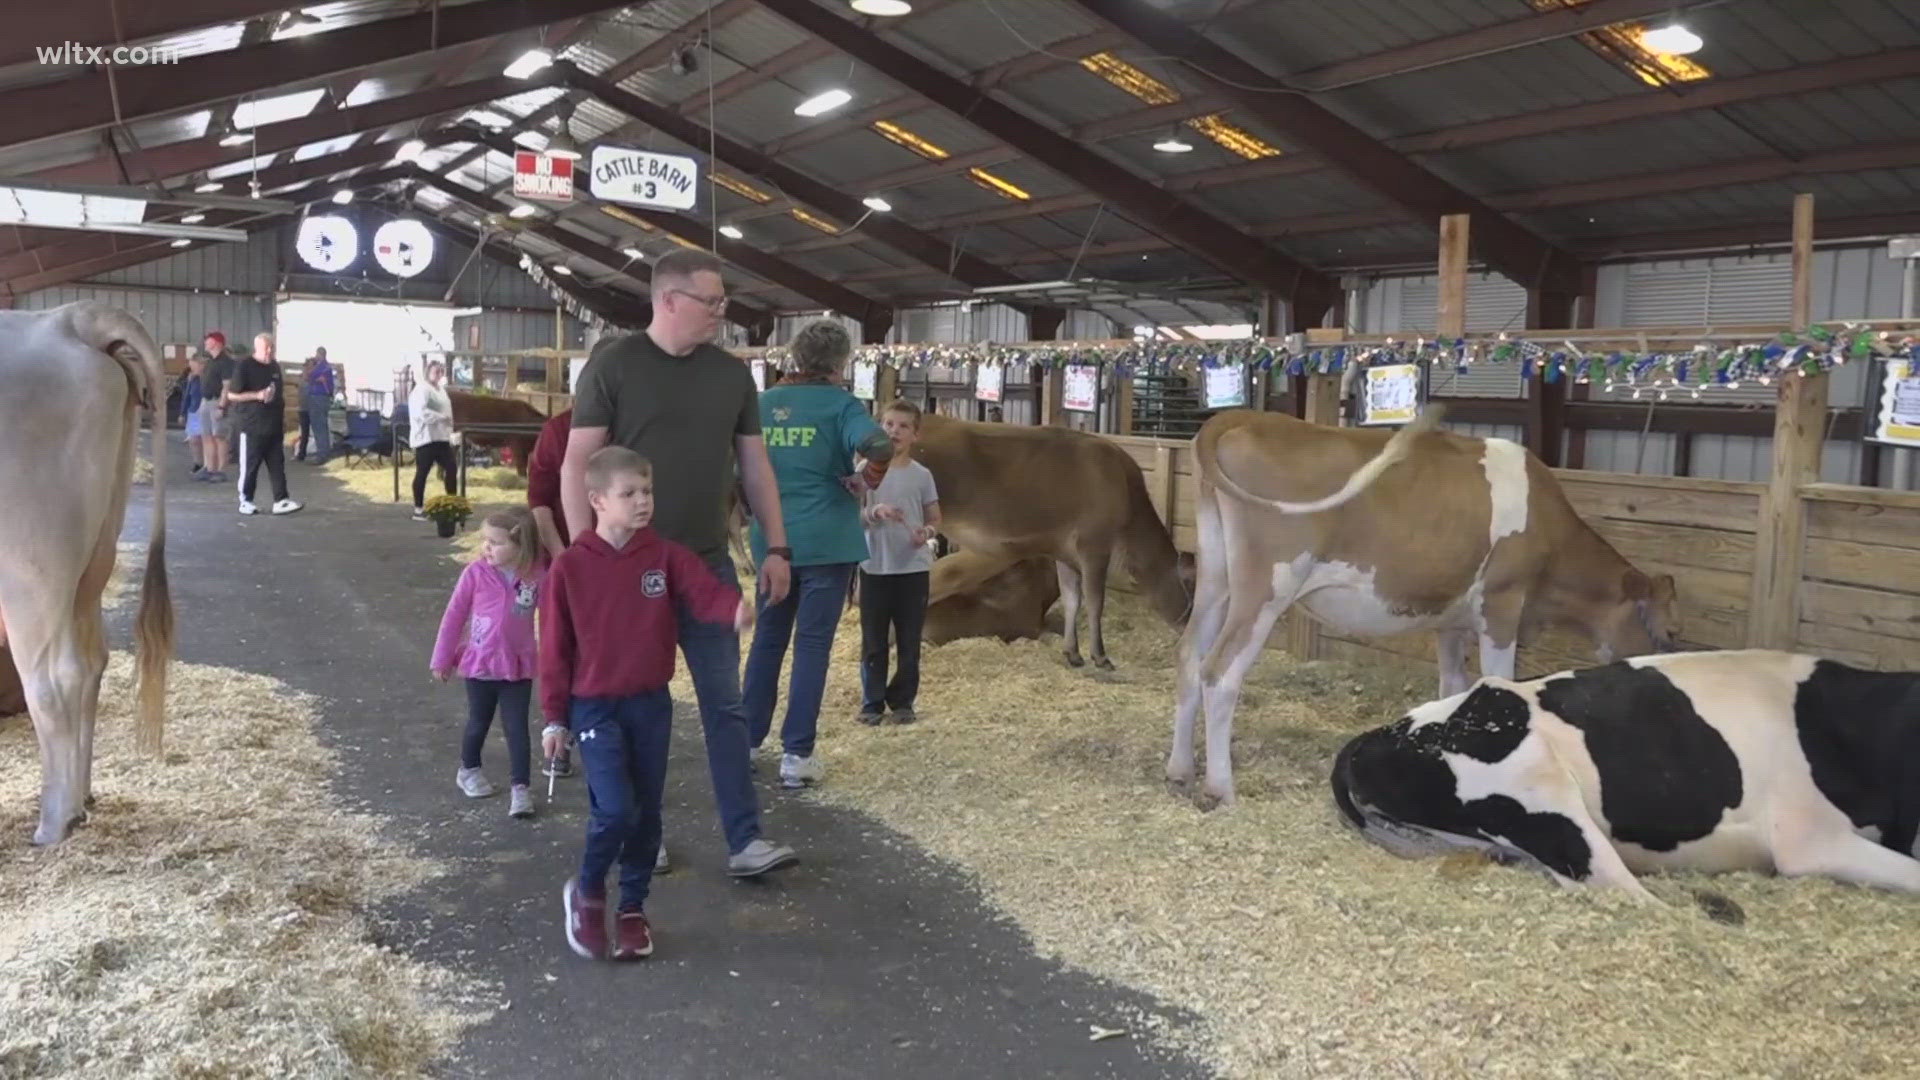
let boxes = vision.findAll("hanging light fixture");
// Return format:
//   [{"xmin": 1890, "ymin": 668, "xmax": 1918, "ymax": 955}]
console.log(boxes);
[
  {"xmin": 719, "ymin": 224, "xmax": 744, "ymax": 240},
  {"xmin": 862, "ymin": 195, "xmax": 893, "ymax": 212},
  {"xmin": 547, "ymin": 99, "xmax": 583, "ymax": 161},
  {"xmin": 1640, "ymin": 22, "xmax": 1704, "ymax": 55},
  {"xmin": 1153, "ymin": 127, "xmax": 1194, "ymax": 153},
  {"xmin": 850, "ymin": 0, "xmax": 912, "ymax": 14}
]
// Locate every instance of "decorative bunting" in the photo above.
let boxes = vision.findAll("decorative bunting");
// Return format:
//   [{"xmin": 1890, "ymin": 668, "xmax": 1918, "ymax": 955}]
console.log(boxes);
[{"xmin": 746, "ymin": 324, "xmax": 1920, "ymax": 399}]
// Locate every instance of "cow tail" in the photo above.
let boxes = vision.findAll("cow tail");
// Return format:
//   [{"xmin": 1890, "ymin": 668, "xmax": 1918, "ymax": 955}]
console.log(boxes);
[
  {"xmin": 1208, "ymin": 403, "xmax": 1447, "ymax": 515},
  {"xmin": 74, "ymin": 303, "xmax": 173, "ymax": 755}
]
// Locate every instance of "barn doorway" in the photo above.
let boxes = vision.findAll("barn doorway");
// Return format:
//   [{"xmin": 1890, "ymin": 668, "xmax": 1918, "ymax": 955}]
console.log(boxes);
[{"xmin": 274, "ymin": 297, "xmax": 471, "ymax": 414}]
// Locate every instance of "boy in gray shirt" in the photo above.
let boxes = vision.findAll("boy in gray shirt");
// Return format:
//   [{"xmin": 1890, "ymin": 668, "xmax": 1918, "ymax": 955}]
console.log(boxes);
[{"xmin": 857, "ymin": 400, "xmax": 942, "ymax": 725}]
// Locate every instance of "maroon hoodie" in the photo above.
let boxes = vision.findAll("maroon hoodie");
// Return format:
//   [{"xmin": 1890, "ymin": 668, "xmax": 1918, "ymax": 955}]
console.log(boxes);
[{"xmin": 538, "ymin": 526, "xmax": 742, "ymax": 725}]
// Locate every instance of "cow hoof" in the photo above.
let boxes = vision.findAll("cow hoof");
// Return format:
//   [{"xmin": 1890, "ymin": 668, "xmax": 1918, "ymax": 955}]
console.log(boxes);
[
  {"xmin": 30, "ymin": 816, "xmax": 81, "ymax": 847},
  {"xmin": 1063, "ymin": 651, "xmax": 1085, "ymax": 668},
  {"xmin": 1691, "ymin": 889, "xmax": 1746, "ymax": 927},
  {"xmin": 1092, "ymin": 656, "xmax": 1116, "ymax": 672},
  {"xmin": 1193, "ymin": 786, "xmax": 1234, "ymax": 813}
]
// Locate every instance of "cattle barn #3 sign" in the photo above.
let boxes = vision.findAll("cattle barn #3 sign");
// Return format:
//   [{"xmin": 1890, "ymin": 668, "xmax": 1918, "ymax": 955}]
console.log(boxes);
[
  {"xmin": 513, "ymin": 151, "xmax": 574, "ymax": 202},
  {"xmin": 590, "ymin": 146, "xmax": 699, "ymax": 211}
]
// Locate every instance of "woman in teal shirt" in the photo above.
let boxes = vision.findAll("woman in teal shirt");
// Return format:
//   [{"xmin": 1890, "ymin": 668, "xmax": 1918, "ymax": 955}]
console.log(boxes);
[{"xmin": 743, "ymin": 320, "xmax": 895, "ymax": 790}]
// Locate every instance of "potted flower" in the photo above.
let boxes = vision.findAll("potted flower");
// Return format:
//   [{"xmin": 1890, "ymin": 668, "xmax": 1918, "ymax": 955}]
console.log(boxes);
[{"xmin": 422, "ymin": 493, "xmax": 472, "ymax": 538}]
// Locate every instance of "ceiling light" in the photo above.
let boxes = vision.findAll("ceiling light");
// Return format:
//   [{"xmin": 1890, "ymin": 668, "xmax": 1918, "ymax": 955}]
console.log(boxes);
[
  {"xmin": 393, "ymin": 139, "xmax": 426, "ymax": 163},
  {"xmin": 621, "ymin": 246, "xmax": 643, "ymax": 259},
  {"xmin": 170, "ymin": 238, "xmax": 193, "ymax": 248},
  {"xmin": 462, "ymin": 109, "xmax": 511, "ymax": 130},
  {"xmin": 508, "ymin": 204, "xmax": 538, "ymax": 218},
  {"xmin": 794, "ymin": 88, "xmax": 852, "ymax": 117},
  {"xmin": 551, "ymin": 265, "xmax": 573, "ymax": 275},
  {"xmin": 862, "ymin": 195, "xmax": 892, "ymax": 213},
  {"xmin": 1640, "ymin": 22, "xmax": 1704, "ymax": 55},
  {"xmin": 181, "ymin": 213, "xmax": 206, "ymax": 224},
  {"xmin": 719, "ymin": 224, "xmax": 744, "ymax": 240},
  {"xmin": 1153, "ymin": 130, "xmax": 1195, "ymax": 153},
  {"xmin": 546, "ymin": 133, "xmax": 581, "ymax": 160},
  {"xmin": 505, "ymin": 49, "xmax": 553, "ymax": 79},
  {"xmin": 219, "ymin": 132, "xmax": 251, "ymax": 147},
  {"xmin": 331, "ymin": 189, "xmax": 353, "ymax": 204},
  {"xmin": 851, "ymin": 0, "xmax": 913, "ymax": 14},
  {"xmin": 196, "ymin": 181, "xmax": 223, "ymax": 192}
]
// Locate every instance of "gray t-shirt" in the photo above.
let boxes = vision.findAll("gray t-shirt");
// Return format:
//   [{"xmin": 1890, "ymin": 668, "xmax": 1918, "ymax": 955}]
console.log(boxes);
[{"xmin": 861, "ymin": 459, "xmax": 939, "ymax": 576}]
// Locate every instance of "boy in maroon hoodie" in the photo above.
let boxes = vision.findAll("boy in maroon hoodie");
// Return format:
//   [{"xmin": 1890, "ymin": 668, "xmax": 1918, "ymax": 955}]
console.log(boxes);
[{"xmin": 540, "ymin": 445, "xmax": 753, "ymax": 961}]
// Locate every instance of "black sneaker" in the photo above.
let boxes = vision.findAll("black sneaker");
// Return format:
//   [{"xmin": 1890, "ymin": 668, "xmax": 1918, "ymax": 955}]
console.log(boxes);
[
  {"xmin": 889, "ymin": 707, "xmax": 918, "ymax": 725},
  {"xmin": 856, "ymin": 708, "xmax": 885, "ymax": 726},
  {"xmin": 543, "ymin": 755, "xmax": 573, "ymax": 779}
]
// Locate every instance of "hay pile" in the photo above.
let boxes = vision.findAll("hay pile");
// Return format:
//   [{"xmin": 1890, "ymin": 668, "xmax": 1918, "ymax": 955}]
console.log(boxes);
[
  {"xmin": 0, "ymin": 654, "xmax": 493, "ymax": 1078},
  {"xmin": 699, "ymin": 586, "xmax": 1920, "ymax": 1079}
]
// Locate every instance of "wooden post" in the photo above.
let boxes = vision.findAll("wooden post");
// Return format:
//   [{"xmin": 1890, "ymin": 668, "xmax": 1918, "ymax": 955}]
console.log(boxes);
[
  {"xmin": 1113, "ymin": 369, "xmax": 1135, "ymax": 435},
  {"xmin": 1436, "ymin": 213, "xmax": 1470, "ymax": 339},
  {"xmin": 1284, "ymin": 372, "xmax": 1345, "ymax": 660},
  {"xmin": 1152, "ymin": 444, "xmax": 1175, "ymax": 526},
  {"xmin": 1747, "ymin": 193, "xmax": 1826, "ymax": 650},
  {"xmin": 1041, "ymin": 364, "xmax": 1067, "ymax": 426},
  {"xmin": 875, "ymin": 362, "xmax": 899, "ymax": 412}
]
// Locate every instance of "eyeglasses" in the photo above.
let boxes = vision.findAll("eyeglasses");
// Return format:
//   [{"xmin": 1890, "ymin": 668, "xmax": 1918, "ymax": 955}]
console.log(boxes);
[{"xmin": 669, "ymin": 289, "xmax": 728, "ymax": 312}]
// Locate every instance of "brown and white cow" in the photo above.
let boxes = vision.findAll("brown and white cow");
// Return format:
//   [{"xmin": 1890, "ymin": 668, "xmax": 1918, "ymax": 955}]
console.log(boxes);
[
  {"xmin": 1170, "ymin": 405, "xmax": 1679, "ymax": 807},
  {"xmin": 0, "ymin": 301, "xmax": 174, "ymax": 845},
  {"xmin": 923, "ymin": 550, "xmax": 1063, "ymax": 646},
  {"xmin": 912, "ymin": 414, "xmax": 1190, "ymax": 669}
]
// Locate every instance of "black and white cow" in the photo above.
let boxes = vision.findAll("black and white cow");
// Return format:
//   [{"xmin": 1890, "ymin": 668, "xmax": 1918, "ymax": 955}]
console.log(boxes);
[{"xmin": 1331, "ymin": 649, "xmax": 1920, "ymax": 901}]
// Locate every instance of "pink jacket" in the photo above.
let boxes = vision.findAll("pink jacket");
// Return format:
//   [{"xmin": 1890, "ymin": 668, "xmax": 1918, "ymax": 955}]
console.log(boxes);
[{"xmin": 431, "ymin": 560, "xmax": 546, "ymax": 682}]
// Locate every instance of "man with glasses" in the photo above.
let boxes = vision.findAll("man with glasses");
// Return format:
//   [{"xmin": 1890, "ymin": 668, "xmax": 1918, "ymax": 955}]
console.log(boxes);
[{"xmin": 561, "ymin": 249, "xmax": 799, "ymax": 879}]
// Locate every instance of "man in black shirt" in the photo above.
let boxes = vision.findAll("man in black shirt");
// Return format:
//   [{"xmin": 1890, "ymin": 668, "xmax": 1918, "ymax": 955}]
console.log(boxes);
[
  {"xmin": 226, "ymin": 332, "xmax": 302, "ymax": 516},
  {"xmin": 198, "ymin": 331, "xmax": 235, "ymax": 482}
]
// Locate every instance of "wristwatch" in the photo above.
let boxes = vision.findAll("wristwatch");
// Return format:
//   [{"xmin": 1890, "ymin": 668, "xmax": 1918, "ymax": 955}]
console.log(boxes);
[{"xmin": 766, "ymin": 546, "xmax": 793, "ymax": 562}]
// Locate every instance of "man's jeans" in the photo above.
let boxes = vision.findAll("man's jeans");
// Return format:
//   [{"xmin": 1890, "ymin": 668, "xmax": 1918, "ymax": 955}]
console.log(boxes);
[
  {"xmin": 676, "ymin": 555, "xmax": 764, "ymax": 855},
  {"xmin": 744, "ymin": 562, "xmax": 855, "ymax": 759},
  {"xmin": 300, "ymin": 395, "xmax": 332, "ymax": 461}
]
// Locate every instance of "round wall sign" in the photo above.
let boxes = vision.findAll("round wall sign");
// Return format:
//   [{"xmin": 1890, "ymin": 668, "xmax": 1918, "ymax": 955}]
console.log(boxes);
[
  {"xmin": 295, "ymin": 214, "xmax": 358, "ymax": 272},
  {"xmin": 373, "ymin": 218, "xmax": 435, "ymax": 277}
]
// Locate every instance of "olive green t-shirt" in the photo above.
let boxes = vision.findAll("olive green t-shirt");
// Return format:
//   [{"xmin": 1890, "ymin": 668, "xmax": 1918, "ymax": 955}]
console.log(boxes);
[{"xmin": 572, "ymin": 331, "xmax": 760, "ymax": 563}]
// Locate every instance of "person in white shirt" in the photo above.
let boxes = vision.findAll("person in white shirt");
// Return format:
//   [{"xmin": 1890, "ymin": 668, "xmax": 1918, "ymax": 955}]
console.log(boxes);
[
  {"xmin": 409, "ymin": 358, "xmax": 458, "ymax": 520},
  {"xmin": 856, "ymin": 399, "xmax": 942, "ymax": 726}
]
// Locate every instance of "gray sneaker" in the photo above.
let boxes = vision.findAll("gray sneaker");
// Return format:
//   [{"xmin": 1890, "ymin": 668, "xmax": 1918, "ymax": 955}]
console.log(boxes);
[
  {"xmin": 509, "ymin": 785, "xmax": 533, "ymax": 818},
  {"xmin": 655, "ymin": 844, "xmax": 670, "ymax": 873},
  {"xmin": 456, "ymin": 767, "xmax": 494, "ymax": 798},
  {"xmin": 727, "ymin": 838, "xmax": 797, "ymax": 877}
]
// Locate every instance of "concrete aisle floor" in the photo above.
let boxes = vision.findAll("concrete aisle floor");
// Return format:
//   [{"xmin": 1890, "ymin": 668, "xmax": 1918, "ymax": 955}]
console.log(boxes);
[{"xmin": 113, "ymin": 450, "xmax": 1211, "ymax": 1080}]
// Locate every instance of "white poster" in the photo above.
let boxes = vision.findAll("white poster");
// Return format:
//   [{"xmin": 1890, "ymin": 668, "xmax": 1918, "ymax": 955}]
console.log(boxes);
[
  {"xmin": 751, "ymin": 359, "xmax": 767, "ymax": 393},
  {"xmin": 1203, "ymin": 363, "xmax": 1247, "ymax": 410},
  {"xmin": 1062, "ymin": 364, "xmax": 1098, "ymax": 412},
  {"xmin": 1872, "ymin": 358, "xmax": 1920, "ymax": 447},
  {"xmin": 975, "ymin": 361, "xmax": 1003, "ymax": 403},
  {"xmin": 852, "ymin": 360, "xmax": 877, "ymax": 401},
  {"xmin": 1361, "ymin": 363, "xmax": 1422, "ymax": 426},
  {"xmin": 588, "ymin": 145, "xmax": 699, "ymax": 210}
]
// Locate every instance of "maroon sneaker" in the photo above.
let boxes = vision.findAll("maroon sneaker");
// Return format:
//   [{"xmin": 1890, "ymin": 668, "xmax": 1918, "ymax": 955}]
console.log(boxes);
[
  {"xmin": 563, "ymin": 879, "xmax": 608, "ymax": 959},
  {"xmin": 613, "ymin": 911, "xmax": 654, "ymax": 960}
]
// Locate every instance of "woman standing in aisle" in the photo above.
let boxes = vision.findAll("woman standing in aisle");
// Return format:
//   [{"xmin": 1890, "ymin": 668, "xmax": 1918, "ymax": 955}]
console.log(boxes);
[{"xmin": 410, "ymin": 358, "xmax": 458, "ymax": 520}]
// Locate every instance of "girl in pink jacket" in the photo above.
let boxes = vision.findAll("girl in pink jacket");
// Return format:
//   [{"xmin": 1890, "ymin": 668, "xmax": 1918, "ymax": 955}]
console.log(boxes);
[{"xmin": 432, "ymin": 508, "xmax": 547, "ymax": 818}]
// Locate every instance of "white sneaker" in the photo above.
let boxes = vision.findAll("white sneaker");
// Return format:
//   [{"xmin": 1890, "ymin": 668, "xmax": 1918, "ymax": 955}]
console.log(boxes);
[
  {"xmin": 271, "ymin": 498, "xmax": 302, "ymax": 515},
  {"xmin": 238, "ymin": 500, "xmax": 258, "ymax": 515},
  {"xmin": 655, "ymin": 844, "xmax": 670, "ymax": 873},
  {"xmin": 509, "ymin": 785, "xmax": 533, "ymax": 818},
  {"xmin": 456, "ymin": 767, "xmax": 494, "ymax": 798},
  {"xmin": 779, "ymin": 753, "xmax": 821, "ymax": 789}
]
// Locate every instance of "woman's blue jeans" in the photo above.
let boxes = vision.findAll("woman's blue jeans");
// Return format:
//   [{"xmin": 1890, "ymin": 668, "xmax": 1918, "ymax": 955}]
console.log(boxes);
[{"xmin": 743, "ymin": 562, "xmax": 855, "ymax": 759}]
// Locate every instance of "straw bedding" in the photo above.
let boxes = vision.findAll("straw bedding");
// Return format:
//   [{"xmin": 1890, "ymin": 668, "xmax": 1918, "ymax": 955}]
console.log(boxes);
[
  {"xmin": 693, "ymin": 582, "xmax": 1920, "ymax": 1080},
  {"xmin": 0, "ymin": 655, "xmax": 492, "ymax": 1078}
]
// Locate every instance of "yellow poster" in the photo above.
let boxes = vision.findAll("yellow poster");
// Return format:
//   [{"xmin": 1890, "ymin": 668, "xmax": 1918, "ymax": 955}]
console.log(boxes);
[
  {"xmin": 1362, "ymin": 364, "xmax": 1421, "ymax": 426},
  {"xmin": 1876, "ymin": 359, "xmax": 1920, "ymax": 447}
]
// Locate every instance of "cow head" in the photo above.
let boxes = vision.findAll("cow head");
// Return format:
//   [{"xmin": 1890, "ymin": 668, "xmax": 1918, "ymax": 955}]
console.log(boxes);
[{"xmin": 1592, "ymin": 568, "xmax": 1681, "ymax": 661}]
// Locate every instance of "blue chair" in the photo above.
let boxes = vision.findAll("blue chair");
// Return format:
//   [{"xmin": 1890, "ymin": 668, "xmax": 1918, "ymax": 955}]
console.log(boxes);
[{"xmin": 338, "ymin": 410, "xmax": 388, "ymax": 469}]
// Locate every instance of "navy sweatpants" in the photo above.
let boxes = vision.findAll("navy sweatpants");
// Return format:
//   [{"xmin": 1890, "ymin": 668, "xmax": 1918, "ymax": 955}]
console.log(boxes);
[{"xmin": 573, "ymin": 689, "xmax": 672, "ymax": 912}]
